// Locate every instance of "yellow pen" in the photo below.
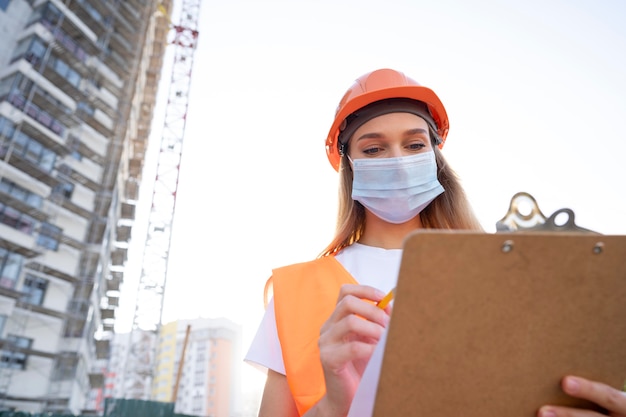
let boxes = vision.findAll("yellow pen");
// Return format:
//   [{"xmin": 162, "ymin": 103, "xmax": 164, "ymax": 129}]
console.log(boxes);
[{"xmin": 376, "ymin": 287, "xmax": 395, "ymax": 309}]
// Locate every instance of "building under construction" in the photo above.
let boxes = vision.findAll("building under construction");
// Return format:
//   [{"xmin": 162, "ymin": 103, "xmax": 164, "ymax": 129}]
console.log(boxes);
[{"xmin": 0, "ymin": 0, "xmax": 171, "ymax": 413}]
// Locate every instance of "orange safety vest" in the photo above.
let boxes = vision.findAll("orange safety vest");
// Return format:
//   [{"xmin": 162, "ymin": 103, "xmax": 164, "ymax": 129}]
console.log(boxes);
[{"xmin": 271, "ymin": 256, "xmax": 357, "ymax": 416}]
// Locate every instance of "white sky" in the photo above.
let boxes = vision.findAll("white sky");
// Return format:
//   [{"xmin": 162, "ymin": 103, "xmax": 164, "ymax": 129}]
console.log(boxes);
[{"xmin": 117, "ymin": 0, "xmax": 626, "ymax": 399}]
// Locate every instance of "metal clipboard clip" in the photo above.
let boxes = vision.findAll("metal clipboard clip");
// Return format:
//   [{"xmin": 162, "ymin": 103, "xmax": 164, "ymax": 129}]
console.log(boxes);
[{"xmin": 496, "ymin": 192, "xmax": 600, "ymax": 235}]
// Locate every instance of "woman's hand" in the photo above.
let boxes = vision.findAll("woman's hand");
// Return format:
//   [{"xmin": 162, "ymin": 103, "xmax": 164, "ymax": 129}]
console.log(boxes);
[
  {"xmin": 311, "ymin": 284, "xmax": 390, "ymax": 417},
  {"xmin": 538, "ymin": 376, "xmax": 626, "ymax": 417}
]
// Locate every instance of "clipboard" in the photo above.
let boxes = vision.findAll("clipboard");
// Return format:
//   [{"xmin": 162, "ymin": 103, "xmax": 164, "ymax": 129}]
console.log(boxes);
[{"xmin": 373, "ymin": 230, "xmax": 626, "ymax": 416}]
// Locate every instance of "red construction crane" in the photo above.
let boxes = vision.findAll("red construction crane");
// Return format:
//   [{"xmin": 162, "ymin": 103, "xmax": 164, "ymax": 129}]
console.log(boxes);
[{"xmin": 123, "ymin": 0, "xmax": 202, "ymax": 400}]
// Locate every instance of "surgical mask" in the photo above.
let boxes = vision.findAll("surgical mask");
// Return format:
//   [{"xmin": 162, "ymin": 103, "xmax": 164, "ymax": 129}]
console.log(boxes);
[{"xmin": 350, "ymin": 151, "xmax": 445, "ymax": 224}]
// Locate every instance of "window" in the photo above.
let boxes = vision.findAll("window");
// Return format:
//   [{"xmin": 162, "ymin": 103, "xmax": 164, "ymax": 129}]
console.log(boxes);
[
  {"xmin": 0, "ymin": 202, "xmax": 36, "ymax": 234},
  {"xmin": 37, "ymin": 222, "xmax": 62, "ymax": 251},
  {"xmin": 22, "ymin": 274, "xmax": 48, "ymax": 305},
  {"xmin": 50, "ymin": 57, "xmax": 82, "ymax": 88},
  {"xmin": 77, "ymin": 102, "xmax": 95, "ymax": 117},
  {"xmin": 193, "ymin": 368, "xmax": 204, "ymax": 386},
  {"xmin": 33, "ymin": 2, "xmax": 62, "ymax": 28},
  {"xmin": 52, "ymin": 181, "xmax": 74, "ymax": 200},
  {"xmin": 0, "ymin": 248, "xmax": 23, "ymax": 290},
  {"xmin": 22, "ymin": 37, "xmax": 47, "ymax": 67},
  {"xmin": 67, "ymin": 137, "xmax": 82, "ymax": 161},
  {"xmin": 52, "ymin": 354, "xmax": 78, "ymax": 380},
  {"xmin": 9, "ymin": 131, "xmax": 57, "ymax": 173},
  {"xmin": 1, "ymin": 335, "xmax": 32, "ymax": 370},
  {"xmin": 0, "ymin": 178, "xmax": 43, "ymax": 209},
  {"xmin": 0, "ymin": 0, "xmax": 11, "ymax": 12}
]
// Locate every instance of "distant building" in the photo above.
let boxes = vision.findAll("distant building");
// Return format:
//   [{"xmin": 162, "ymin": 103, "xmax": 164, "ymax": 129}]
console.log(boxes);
[
  {"xmin": 152, "ymin": 318, "xmax": 243, "ymax": 417},
  {"xmin": 86, "ymin": 330, "xmax": 157, "ymax": 413},
  {"xmin": 0, "ymin": 0, "xmax": 170, "ymax": 413}
]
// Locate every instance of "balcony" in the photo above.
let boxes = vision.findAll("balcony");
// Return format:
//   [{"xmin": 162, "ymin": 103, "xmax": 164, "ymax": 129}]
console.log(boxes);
[
  {"xmin": 25, "ymin": 261, "xmax": 79, "ymax": 285},
  {"xmin": 17, "ymin": 116, "xmax": 68, "ymax": 157},
  {"xmin": 68, "ymin": 140, "xmax": 104, "ymax": 167},
  {"xmin": 37, "ymin": 10, "xmax": 101, "ymax": 56},
  {"xmin": 120, "ymin": 202, "xmax": 136, "ymax": 221},
  {"xmin": 124, "ymin": 177, "xmax": 140, "ymax": 201},
  {"xmin": 110, "ymin": 246, "xmax": 127, "ymax": 267},
  {"xmin": 76, "ymin": 106, "xmax": 115, "ymax": 138},
  {"xmin": 95, "ymin": 338, "xmax": 110, "ymax": 360},
  {"xmin": 0, "ymin": 282, "xmax": 23, "ymax": 300},
  {"xmin": 84, "ymin": 56, "xmax": 123, "ymax": 95},
  {"xmin": 115, "ymin": 223, "xmax": 132, "ymax": 242},
  {"xmin": 48, "ymin": 191, "xmax": 94, "ymax": 220},
  {"xmin": 83, "ymin": 82, "xmax": 118, "ymax": 120},
  {"xmin": 120, "ymin": 1, "xmax": 142, "ymax": 25},
  {"xmin": 0, "ymin": 189, "xmax": 48, "ymax": 223},
  {"xmin": 1, "ymin": 155, "xmax": 61, "ymax": 191},
  {"xmin": 15, "ymin": 299, "xmax": 69, "ymax": 321},
  {"xmin": 4, "ymin": 91, "xmax": 69, "ymax": 150},
  {"xmin": 0, "ymin": 337, "xmax": 59, "ymax": 360},
  {"xmin": 128, "ymin": 156, "xmax": 142, "ymax": 178},
  {"xmin": 70, "ymin": 0, "xmax": 112, "ymax": 39},
  {"xmin": 100, "ymin": 307, "xmax": 115, "ymax": 321},
  {"xmin": 108, "ymin": 31, "xmax": 135, "ymax": 62},
  {"xmin": 30, "ymin": 85, "xmax": 80, "ymax": 129},
  {"xmin": 45, "ymin": 25, "xmax": 91, "ymax": 75},
  {"xmin": 101, "ymin": 48, "xmax": 129, "ymax": 80},
  {"xmin": 40, "ymin": 60, "xmax": 84, "ymax": 103},
  {"xmin": 88, "ymin": 371, "xmax": 104, "ymax": 389},
  {"xmin": 57, "ymin": 163, "xmax": 100, "ymax": 192},
  {"xmin": 106, "ymin": 271, "xmax": 122, "ymax": 292},
  {"xmin": 59, "ymin": 232, "xmax": 85, "ymax": 251}
]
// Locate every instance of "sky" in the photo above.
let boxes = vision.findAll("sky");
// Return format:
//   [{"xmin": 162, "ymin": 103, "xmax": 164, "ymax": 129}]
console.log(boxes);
[{"xmin": 117, "ymin": 0, "xmax": 626, "ymax": 399}]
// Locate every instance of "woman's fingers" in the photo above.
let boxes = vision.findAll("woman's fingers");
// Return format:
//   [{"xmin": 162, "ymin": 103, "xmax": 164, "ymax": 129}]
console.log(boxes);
[
  {"xmin": 336, "ymin": 284, "xmax": 386, "ymax": 305},
  {"xmin": 538, "ymin": 376, "xmax": 626, "ymax": 417},
  {"xmin": 562, "ymin": 376, "xmax": 626, "ymax": 415},
  {"xmin": 323, "ymin": 284, "xmax": 388, "ymax": 327},
  {"xmin": 318, "ymin": 284, "xmax": 390, "ymax": 375}
]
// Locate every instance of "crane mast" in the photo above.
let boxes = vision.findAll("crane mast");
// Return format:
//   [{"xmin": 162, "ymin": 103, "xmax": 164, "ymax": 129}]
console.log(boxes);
[{"xmin": 123, "ymin": 0, "xmax": 202, "ymax": 399}]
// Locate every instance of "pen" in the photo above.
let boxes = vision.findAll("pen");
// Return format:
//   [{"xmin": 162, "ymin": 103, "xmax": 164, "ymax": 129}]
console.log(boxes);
[{"xmin": 376, "ymin": 287, "xmax": 395, "ymax": 309}]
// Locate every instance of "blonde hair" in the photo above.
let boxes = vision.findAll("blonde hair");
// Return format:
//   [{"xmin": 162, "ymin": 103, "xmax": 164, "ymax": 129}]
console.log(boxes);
[{"xmin": 320, "ymin": 133, "xmax": 483, "ymax": 257}]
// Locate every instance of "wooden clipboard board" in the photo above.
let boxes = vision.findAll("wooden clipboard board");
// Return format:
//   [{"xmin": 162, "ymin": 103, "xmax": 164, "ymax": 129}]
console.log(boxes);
[{"xmin": 373, "ymin": 230, "xmax": 626, "ymax": 416}]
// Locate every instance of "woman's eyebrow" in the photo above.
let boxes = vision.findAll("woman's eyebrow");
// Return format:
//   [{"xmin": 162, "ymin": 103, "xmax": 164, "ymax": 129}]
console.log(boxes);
[
  {"xmin": 405, "ymin": 128, "xmax": 429, "ymax": 136},
  {"xmin": 354, "ymin": 132, "xmax": 385, "ymax": 142}
]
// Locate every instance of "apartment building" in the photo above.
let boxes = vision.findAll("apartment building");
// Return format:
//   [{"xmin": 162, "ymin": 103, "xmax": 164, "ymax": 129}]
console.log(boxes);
[
  {"xmin": 0, "ymin": 0, "xmax": 170, "ymax": 413},
  {"xmin": 151, "ymin": 318, "xmax": 242, "ymax": 417}
]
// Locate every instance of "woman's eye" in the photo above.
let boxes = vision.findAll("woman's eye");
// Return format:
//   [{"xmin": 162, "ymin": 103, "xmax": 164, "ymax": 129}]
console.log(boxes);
[
  {"xmin": 363, "ymin": 147, "xmax": 382, "ymax": 155},
  {"xmin": 407, "ymin": 142, "xmax": 426, "ymax": 150}
]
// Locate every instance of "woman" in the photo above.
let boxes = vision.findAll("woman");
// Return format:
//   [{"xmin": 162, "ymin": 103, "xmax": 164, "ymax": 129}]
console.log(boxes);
[{"xmin": 245, "ymin": 69, "xmax": 626, "ymax": 417}]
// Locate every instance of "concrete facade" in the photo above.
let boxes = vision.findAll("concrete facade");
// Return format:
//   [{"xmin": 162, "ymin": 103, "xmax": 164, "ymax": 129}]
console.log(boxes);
[{"xmin": 0, "ymin": 0, "xmax": 170, "ymax": 413}]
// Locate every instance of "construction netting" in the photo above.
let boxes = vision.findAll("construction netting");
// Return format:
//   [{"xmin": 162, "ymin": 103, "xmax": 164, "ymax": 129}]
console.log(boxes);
[
  {"xmin": 103, "ymin": 398, "xmax": 197, "ymax": 417},
  {"xmin": 0, "ymin": 399, "xmax": 198, "ymax": 417}
]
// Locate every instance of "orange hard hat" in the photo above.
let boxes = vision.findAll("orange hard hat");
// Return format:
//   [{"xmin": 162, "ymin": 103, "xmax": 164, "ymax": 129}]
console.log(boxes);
[{"xmin": 325, "ymin": 68, "xmax": 449, "ymax": 171}]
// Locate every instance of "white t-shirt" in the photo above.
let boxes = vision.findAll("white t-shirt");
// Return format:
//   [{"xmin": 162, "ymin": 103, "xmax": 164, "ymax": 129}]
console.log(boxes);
[{"xmin": 244, "ymin": 243, "xmax": 402, "ymax": 374}]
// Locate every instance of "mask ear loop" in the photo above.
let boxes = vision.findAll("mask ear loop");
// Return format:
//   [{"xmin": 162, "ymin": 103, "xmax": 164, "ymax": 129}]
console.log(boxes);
[{"xmin": 340, "ymin": 152, "xmax": 353, "ymax": 173}]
